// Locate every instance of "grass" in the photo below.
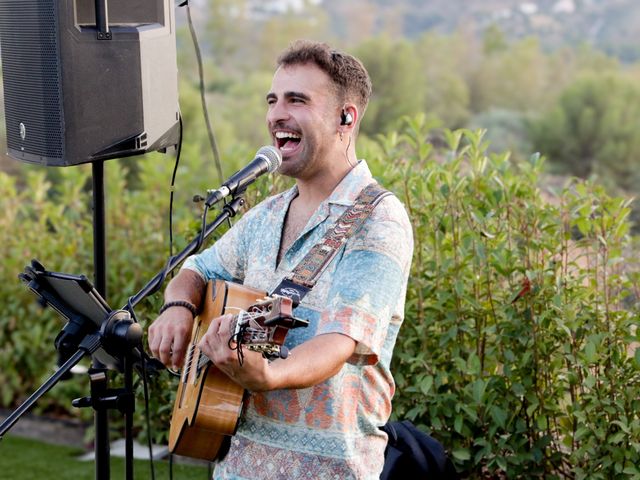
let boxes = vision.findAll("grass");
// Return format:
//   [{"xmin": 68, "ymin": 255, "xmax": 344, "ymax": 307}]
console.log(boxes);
[{"xmin": 0, "ymin": 435, "xmax": 211, "ymax": 480}]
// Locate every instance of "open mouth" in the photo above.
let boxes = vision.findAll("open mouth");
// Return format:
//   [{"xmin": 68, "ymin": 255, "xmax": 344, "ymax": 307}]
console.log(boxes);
[{"xmin": 274, "ymin": 131, "xmax": 302, "ymax": 154}]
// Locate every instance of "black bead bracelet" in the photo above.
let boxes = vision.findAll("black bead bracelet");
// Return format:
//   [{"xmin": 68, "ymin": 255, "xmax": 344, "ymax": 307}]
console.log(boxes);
[{"xmin": 159, "ymin": 300, "xmax": 198, "ymax": 317}]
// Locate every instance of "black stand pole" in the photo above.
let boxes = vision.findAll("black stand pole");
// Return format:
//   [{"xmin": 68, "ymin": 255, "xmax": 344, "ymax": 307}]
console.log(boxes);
[
  {"xmin": 92, "ymin": 160, "xmax": 107, "ymax": 299},
  {"xmin": 92, "ymin": 0, "xmax": 111, "ymax": 467},
  {"xmin": 92, "ymin": 161, "xmax": 111, "ymax": 480},
  {"xmin": 95, "ymin": 0, "xmax": 111, "ymax": 40}
]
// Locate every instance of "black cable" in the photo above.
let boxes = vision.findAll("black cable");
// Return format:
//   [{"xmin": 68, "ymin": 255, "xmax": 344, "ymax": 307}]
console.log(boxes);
[
  {"xmin": 186, "ymin": 3, "xmax": 224, "ymax": 185},
  {"xmin": 141, "ymin": 356, "xmax": 156, "ymax": 480},
  {"xmin": 169, "ymin": 115, "xmax": 185, "ymax": 269}
]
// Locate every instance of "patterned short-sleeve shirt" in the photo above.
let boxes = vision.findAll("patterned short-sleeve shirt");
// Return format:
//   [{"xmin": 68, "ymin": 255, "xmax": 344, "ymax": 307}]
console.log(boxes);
[{"xmin": 183, "ymin": 160, "xmax": 413, "ymax": 479}]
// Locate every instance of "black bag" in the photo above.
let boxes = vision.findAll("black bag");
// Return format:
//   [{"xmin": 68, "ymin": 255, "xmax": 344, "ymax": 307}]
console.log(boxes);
[{"xmin": 380, "ymin": 420, "xmax": 458, "ymax": 479}]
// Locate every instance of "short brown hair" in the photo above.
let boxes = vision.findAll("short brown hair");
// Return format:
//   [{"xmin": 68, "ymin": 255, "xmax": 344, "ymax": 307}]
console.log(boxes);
[{"xmin": 277, "ymin": 40, "xmax": 372, "ymax": 115}]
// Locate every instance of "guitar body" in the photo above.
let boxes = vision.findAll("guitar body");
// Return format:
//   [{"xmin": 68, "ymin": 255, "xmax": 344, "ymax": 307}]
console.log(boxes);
[{"xmin": 168, "ymin": 280, "xmax": 268, "ymax": 460}]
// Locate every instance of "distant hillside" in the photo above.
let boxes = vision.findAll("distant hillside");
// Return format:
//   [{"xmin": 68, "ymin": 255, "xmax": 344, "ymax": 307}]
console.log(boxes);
[{"xmin": 317, "ymin": 0, "xmax": 640, "ymax": 61}]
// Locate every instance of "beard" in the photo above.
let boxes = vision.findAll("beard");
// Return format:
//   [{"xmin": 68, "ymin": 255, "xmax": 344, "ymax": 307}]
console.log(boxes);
[{"xmin": 278, "ymin": 133, "xmax": 328, "ymax": 181}]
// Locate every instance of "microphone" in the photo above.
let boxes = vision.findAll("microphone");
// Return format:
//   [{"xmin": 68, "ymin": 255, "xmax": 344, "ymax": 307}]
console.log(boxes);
[{"xmin": 205, "ymin": 146, "xmax": 282, "ymax": 207}]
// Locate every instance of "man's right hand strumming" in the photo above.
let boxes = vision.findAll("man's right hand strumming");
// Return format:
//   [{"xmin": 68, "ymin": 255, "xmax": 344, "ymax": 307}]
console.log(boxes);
[{"xmin": 147, "ymin": 269, "xmax": 205, "ymax": 369}]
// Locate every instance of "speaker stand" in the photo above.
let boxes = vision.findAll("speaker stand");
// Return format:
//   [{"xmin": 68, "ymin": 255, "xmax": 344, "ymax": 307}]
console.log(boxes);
[{"xmin": 91, "ymin": 160, "xmax": 113, "ymax": 480}]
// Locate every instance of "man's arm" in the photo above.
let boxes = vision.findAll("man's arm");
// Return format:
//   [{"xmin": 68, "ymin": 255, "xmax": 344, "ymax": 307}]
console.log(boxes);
[
  {"xmin": 148, "ymin": 269, "xmax": 206, "ymax": 369},
  {"xmin": 198, "ymin": 313, "xmax": 356, "ymax": 392}
]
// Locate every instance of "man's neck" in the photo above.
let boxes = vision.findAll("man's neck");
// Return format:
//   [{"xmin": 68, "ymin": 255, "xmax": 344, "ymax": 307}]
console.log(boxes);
[{"xmin": 295, "ymin": 153, "xmax": 358, "ymax": 207}]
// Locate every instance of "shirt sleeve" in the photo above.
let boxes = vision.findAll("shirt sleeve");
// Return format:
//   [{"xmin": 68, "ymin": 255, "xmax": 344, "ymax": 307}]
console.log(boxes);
[{"xmin": 316, "ymin": 196, "xmax": 413, "ymax": 366}]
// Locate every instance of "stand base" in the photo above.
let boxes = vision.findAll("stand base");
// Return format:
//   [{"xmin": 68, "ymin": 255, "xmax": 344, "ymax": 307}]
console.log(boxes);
[{"xmin": 78, "ymin": 438, "xmax": 169, "ymax": 461}]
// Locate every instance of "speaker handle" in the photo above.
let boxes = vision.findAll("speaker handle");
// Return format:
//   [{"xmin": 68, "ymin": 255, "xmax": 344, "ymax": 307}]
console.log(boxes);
[{"xmin": 95, "ymin": 0, "xmax": 112, "ymax": 40}]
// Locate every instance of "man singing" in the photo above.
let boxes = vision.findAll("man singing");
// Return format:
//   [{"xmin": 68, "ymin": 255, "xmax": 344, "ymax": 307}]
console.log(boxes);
[{"xmin": 148, "ymin": 40, "xmax": 413, "ymax": 479}]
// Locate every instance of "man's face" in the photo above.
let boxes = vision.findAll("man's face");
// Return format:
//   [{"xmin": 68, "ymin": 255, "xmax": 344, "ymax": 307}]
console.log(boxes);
[{"xmin": 266, "ymin": 63, "xmax": 340, "ymax": 180}]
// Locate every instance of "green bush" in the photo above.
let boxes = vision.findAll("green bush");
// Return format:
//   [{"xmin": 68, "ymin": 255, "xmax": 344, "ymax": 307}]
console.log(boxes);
[
  {"xmin": 1, "ymin": 118, "xmax": 638, "ymax": 478},
  {"xmin": 0, "ymin": 156, "xmax": 194, "ymax": 424},
  {"xmin": 368, "ymin": 116, "xmax": 640, "ymax": 478}
]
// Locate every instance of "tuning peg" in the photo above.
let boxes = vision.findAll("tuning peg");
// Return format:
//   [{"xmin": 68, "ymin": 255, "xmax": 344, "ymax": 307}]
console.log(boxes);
[{"xmin": 279, "ymin": 346, "xmax": 289, "ymax": 360}]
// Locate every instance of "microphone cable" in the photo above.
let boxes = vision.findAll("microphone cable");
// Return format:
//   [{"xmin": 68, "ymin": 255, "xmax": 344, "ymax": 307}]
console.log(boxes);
[
  {"xmin": 140, "ymin": 348, "xmax": 156, "ymax": 480},
  {"xmin": 186, "ymin": 2, "xmax": 224, "ymax": 185},
  {"xmin": 169, "ymin": 114, "xmax": 184, "ymax": 270}
]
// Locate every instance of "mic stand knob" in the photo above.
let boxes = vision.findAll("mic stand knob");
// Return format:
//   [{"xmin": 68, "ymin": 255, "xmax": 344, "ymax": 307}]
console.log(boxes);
[{"xmin": 222, "ymin": 193, "xmax": 246, "ymax": 218}]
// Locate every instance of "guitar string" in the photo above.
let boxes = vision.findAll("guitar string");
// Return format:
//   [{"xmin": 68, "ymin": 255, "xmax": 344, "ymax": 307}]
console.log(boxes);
[{"xmin": 193, "ymin": 307, "xmax": 275, "ymax": 371}]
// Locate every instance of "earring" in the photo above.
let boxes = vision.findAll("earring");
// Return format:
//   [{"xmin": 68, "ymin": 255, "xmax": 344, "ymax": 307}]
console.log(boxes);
[{"xmin": 339, "ymin": 131, "xmax": 344, "ymax": 142}]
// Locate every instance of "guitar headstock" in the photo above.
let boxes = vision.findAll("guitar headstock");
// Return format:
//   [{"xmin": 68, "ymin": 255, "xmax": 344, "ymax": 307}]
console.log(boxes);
[
  {"xmin": 248, "ymin": 295, "xmax": 307, "ymax": 329},
  {"xmin": 233, "ymin": 295, "xmax": 308, "ymax": 360}
]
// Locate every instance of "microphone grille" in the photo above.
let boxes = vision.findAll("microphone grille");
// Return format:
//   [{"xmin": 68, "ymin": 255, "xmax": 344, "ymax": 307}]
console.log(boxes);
[{"xmin": 256, "ymin": 145, "xmax": 282, "ymax": 173}]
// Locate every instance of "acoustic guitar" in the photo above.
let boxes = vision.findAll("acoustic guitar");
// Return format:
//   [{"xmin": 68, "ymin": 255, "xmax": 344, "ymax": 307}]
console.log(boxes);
[{"xmin": 168, "ymin": 280, "xmax": 307, "ymax": 460}]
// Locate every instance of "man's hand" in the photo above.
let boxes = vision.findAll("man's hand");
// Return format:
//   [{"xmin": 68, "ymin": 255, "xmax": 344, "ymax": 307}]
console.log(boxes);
[
  {"xmin": 198, "ymin": 313, "xmax": 272, "ymax": 392},
  {"xmin": 148, "ymin": 307, "xmax": 194, "ymax": 369},
  {"xmin": 199, "ymin": 314, "xmax": 357, "ymax": 393},
  {"xmin": 147, "ymin": 269, "xmax": 205, "ymax": 369}
]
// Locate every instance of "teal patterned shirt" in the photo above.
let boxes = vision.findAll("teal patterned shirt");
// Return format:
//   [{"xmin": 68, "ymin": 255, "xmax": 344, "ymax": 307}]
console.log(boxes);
[{"xmin": 183, "ymin": 160, "xmax": 413, "ymax": 479}]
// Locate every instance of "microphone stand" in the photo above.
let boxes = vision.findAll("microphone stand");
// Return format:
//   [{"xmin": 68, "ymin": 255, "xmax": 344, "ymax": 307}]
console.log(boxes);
[
  {"xmin": 126, "ymin": 194, "xmax": 246, "ymax": 307},
  {"xmin": 0, "ymin": 193, "xmax": 247, "ymax": 480}
]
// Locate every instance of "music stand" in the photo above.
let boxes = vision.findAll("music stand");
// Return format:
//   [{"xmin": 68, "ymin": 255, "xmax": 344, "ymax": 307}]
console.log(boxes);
[
  {"xmin": 0, "ymin": 260, "xmax": 143, "ymax": 480},
  {"xmin": 0, "ymin": 193, "xmax": 249, "ymax": 480}
]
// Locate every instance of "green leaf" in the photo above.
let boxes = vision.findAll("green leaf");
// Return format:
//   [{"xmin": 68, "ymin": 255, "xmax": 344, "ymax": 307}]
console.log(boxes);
[
  {"xmin": 537, "ymin": 415, "xmax": 548, "ymax": 430},
  {"xmin": 472, "ymin": 379, "xmax": 486, "ymax": 403},
  {"xmin": 511, "ymin": 383, "xmax": 525, "ymax": 396},
  {"xmin": 451, "ymin": 448, "xmax": 471, "ymax": 461},
  {"xmin": 609, "ymin": 432, "xmax": 626, "ymax": 444},
  {"xmin": 584, "ymin": 341, "xmax": 597, "ymax": 363},
  {"xmin": 420, "ymin": 375, "xmax": 434, "ymax": 395},
  {"xmin": 496, "ymin": 456, "xmax": 508, "ymax": 471},
  {"xmin": 454, "ymin": 415, "xmax": 464, "ymax": 434},
  {"xmin": 491, "ymin": 406, "xmax": 508, "ymax": 429}
]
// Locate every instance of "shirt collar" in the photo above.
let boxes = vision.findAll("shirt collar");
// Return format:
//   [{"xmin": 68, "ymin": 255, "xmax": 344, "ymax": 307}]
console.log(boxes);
[
  {"xmin": 325, "ymin": 160, "xmax": 375, "ymax": 206},
  {"xmin": 278, "ymin": 159, "xmax": 374, "ymax": 208}
]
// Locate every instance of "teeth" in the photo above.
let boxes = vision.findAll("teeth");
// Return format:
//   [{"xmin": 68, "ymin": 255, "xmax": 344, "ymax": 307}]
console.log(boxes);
[{"xmin": 275, "ymin": 131, "xmax": 301, "ymax": 139}]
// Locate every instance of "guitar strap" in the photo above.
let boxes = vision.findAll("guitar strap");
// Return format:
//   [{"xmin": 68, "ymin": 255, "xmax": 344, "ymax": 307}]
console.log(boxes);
[{"xmin": 271, "ymin": 181, "xmax": 391, "ymax": 306}]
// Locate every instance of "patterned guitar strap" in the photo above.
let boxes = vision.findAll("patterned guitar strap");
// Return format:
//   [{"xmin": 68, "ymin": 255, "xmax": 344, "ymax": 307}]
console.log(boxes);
[{"xmin": 271, "ymin": 182, "xmax": 391, "ymax": 306}]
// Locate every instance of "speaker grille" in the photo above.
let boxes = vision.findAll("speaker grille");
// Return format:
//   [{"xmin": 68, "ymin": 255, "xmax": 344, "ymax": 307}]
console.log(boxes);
[{"xmin": 0, "ymin": 0, "xmax": 63, "ymax": 160}]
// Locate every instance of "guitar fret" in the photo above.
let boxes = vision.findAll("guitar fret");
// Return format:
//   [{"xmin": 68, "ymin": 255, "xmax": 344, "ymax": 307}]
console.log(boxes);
[
  {"xmin": 198, "ymin": 353, "xmax": 210, "ymax": 370},
  {"xmin": 182, "ymin": 344, "xmax": 196, "ymax": 381}
]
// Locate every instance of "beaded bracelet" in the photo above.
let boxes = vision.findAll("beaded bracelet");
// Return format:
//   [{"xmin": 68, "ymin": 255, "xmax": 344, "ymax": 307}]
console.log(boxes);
[{"xmin": 159, "ymin": 300, "xmax": 198, "ymax": 317}]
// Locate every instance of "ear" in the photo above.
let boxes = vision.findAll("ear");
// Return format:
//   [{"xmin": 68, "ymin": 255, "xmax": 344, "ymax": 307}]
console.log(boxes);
[{"xmin": 339, "ymin": 104, "xmax": 358, "ymax": 130}]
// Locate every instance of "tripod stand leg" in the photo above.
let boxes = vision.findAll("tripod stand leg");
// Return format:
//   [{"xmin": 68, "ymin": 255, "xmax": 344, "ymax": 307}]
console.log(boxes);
[{"xmin": 0, "ymin": 349, "xmax": 87, "ymax": 439}]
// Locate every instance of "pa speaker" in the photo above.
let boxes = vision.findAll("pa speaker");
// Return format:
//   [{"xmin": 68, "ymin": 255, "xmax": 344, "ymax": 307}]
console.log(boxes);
[{"xmin": 0, "ymin": 0, "xmax": 180, "ymax": 166}]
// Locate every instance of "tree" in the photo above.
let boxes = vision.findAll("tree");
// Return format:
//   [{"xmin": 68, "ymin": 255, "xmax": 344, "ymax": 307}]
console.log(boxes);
[
  {"xmin": 531, "ymin": 72, "xmax": 640, "ymax": 192},
  {"xmin": 204, "ymin": 0, "xmax": 253, "ymax": 71},
  {"xmin": 355, "ymin": 37, "xmax": 427, "ymax": 135},
  {"xmin": 415, "ymin": 32, "xmax": 473, "ymax": 128},
  {"xmin": 253, "ymin": 4, "xmax": 332, "ymax": 71},
  {"xmin": 470, "ymin": 37, "xmax": 553, "ymax": 113}
]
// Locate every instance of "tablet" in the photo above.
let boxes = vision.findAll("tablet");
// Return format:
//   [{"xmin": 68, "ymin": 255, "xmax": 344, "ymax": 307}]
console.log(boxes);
[{"xmin": 20, "ymin": 260, "xmax": 122, "ymax": 371}]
